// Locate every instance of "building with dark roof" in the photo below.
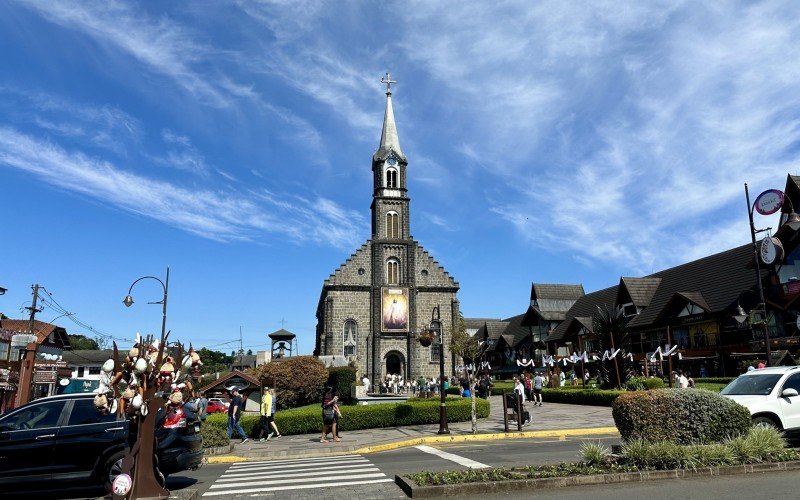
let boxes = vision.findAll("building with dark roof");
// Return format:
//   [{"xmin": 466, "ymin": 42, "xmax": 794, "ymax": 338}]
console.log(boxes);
[{"xmin": 540, "ymin": 174, "xmax": 800, "ymax": 376}]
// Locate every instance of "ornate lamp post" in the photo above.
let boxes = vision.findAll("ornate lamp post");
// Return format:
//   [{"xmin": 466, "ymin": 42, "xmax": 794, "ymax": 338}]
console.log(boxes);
[
  {"xmin": 426, "ymin": 306, "xmax": 449, "ymax": 435},
  {"xmin": 119, "ymin": 266, "xmax": 170, "ymax": 500}
]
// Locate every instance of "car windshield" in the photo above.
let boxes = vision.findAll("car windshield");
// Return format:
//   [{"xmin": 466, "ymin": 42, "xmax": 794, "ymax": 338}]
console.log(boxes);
[{"xmin": 721, "ymin": 374, "xmax": 783, "ymax": 396}]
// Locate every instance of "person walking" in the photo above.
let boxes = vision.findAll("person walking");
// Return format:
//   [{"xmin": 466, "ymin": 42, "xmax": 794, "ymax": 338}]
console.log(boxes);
[
  {"xmin": 267, "ymin": 388, "xmax": 282, "ymax": 438},
  {"xmin": 196, "ymin": 391, "xmax": 208, "ymax": 422},
  {"xmin": 320, "ymin": 385, "xmax": 340, "ymax": 443},
  {"xmin": 227, "ymin": 389, "xmax": 249, "ymax": 443},
  {"xmin": 533, "ymin": 372, "xmax": 545, "ymax": 406},
  {"xmin": 255, "ymin": 387, "xmax": 281, "ymax": 441}
]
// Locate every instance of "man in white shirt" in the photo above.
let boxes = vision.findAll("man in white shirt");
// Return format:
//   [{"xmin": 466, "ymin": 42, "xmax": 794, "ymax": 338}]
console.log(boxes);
[{"xmin": 678, "ymin": 370, "xmax": 689, "ymax": 389}]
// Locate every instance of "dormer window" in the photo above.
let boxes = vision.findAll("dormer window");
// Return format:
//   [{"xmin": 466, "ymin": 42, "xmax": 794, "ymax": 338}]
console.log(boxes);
[
  {"xmin": 386, "ymin": 168, "xmax": 398, "ymax": 188},
  {"xmin": 620, "ymin": 302, "xmax": 639, "ymax": 317},
  {"xmin": 678, "ymin": 303, "xmax": 704, "ymax": 317},
  {"xmin": 386, "ymin": 211, "xmax": 399, "ymax": 238}
]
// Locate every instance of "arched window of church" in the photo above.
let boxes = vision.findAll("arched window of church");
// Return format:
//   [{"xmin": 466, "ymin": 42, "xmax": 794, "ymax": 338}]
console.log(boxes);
[
  {"xmin": 386, "ymin": 168, "xmax": 398, "ymax": 188},
  {"xmin": 343, "ymin": 320, "xmax": 357, "ymax": 357},
  {"xmin": 387, "ymin": 258, "xmax": 400, "ymax": 284},
  {"xmin": 386, "ymin": 211, "xmax": 399, "ymax": 238}
]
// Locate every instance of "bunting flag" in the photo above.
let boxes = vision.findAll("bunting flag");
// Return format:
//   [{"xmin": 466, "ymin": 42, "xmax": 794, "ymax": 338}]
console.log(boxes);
[
  {"xmin": 648, "ymin": 345, "xmax": 680, "ymax": 362},
  {"xmin": 480, "ymin": 361, "xmax": 492, "ymax": 371},
  {"xmin": 541, "ymin": 355, "xmax": 556, "ymax": 367},
  {"xmin": 465, "ymin": 363, "xmax": 476, "ymax": 372},
  {"xmin": 516, "ymin": 358, "xmax": 535, "ymax": 367},
  {"xmin": 602, "ymin": 349, "xmax": 621, "ymax": 360}
]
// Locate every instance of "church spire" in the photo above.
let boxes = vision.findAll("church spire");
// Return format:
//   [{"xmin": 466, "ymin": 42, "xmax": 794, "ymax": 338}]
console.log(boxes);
[{"xmin": 374, "ymin": 72, "xmax": 406, "ymax": 162}]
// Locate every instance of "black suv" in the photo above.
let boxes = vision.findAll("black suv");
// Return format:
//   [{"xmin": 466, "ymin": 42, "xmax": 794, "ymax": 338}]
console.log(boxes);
[{"xmin": 0, "ymin": 392, "xmax": 203, "ymax": 494}]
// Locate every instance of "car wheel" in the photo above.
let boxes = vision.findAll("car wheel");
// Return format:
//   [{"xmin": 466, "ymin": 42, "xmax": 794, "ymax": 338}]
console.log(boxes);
[
  {"xmin": 103, "ymin": 451, "xmax": 126, "ymax": 493},
  {"xmin": 752, "ymin": 416, "xmax": 781, "ymax": 430}
]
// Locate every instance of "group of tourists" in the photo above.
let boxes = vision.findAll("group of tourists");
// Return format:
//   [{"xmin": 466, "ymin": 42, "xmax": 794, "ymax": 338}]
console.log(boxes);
[{"xmin": 222, "ymin": 387, "xmax": 282, "ymax": 444}]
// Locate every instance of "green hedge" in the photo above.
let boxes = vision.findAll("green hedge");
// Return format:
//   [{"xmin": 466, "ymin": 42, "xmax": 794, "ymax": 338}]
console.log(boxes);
[
  {"xmin": 327, "ymin": 366, "xmax": 357, "ymax": 405},
  {"xmin": 205, "ymin": 397, "xmax": 490, "ymax": 437},
  {"xmin": 612, "ymin": 389, "xmax": 751, "ymax": 445},
  {"xmin": 625, "ymin": 377, "xmax": 665, "ymax": 391},
  {"xmin": 699, "ymin": 377, "xmax": 735, "ymax": 385},
  {"xmin": 539, "ymin": 388, "xmax": 623, "ymax": 407}
]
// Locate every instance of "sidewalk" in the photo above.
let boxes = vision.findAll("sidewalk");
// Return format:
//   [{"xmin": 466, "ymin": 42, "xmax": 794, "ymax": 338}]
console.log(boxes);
[{"xmin": 207, "ymin": 395, "xmax": 617, "ymax": 463}]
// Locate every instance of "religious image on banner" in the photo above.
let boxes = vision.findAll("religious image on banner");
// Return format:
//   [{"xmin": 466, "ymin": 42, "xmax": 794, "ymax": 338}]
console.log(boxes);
[{"xmin": 382, "ymin": 287, "xmax": 409, "ymax": 332}]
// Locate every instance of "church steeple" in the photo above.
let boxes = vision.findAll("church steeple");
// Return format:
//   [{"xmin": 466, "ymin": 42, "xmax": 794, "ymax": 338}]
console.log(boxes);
[
  {"xmin": 371, "ymin": 73, "xmax": 409, "ymax": 241},
  {"xmin": 373, "ymin": 73, "xmax": 406, "ymax": 162}
]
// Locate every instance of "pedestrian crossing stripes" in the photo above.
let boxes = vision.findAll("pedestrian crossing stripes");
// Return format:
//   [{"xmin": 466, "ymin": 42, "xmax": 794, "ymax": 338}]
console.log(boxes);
[{"xmin": 202, "ymin": 454, "xmax": 394, "ymax": 497}]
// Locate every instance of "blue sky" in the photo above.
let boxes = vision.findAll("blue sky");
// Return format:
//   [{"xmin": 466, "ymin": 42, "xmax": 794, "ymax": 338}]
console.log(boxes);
[{"xmin": 1, "ymin": 1, "xmax": 799, "ymax": 355}]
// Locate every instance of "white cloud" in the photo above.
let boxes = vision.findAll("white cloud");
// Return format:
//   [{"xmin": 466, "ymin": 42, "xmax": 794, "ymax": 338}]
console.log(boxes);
[
  {"xmin": 0, "ymin": 127, "xmax": 365, "ymax": 248},
  {"xmin": 15, "ymin": 0, "xmax": 326, "ymax": 157}
]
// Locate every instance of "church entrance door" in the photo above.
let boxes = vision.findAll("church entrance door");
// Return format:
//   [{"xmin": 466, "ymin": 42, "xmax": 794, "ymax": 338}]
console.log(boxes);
[{"xmin": 386, "ymin": 353, "xmax": 402, "ymax": 375}]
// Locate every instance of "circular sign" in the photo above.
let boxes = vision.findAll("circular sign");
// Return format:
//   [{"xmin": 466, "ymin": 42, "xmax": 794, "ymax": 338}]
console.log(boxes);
[
  {"xmin": 112, "ymin": 473, "xmax": 132, "ymax": 496},
  {"xmin": 760, "ymin": 237, "xmax": 785, "ymax": 265},
  {"xmin": 754, "ymin": 189, "xmax": 785, "ymax": 215},
  {"xmin": 58, "ymin": 378, "xmax": 70, "ymax": 387}
]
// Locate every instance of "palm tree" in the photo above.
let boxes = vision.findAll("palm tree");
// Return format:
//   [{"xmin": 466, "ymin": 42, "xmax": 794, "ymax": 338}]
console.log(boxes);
[{"xmin": 593, "ymin": 304, "xmax": 634, "ymax": 389}]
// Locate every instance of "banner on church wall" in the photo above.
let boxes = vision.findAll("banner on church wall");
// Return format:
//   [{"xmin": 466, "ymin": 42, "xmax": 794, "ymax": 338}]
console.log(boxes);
[{"xmin": 382, "ymin": 287, "xmax": 409, "ymax": 332}]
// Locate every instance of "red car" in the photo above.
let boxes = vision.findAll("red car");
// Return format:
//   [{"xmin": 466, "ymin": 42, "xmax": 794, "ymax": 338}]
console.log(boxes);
[{"xmin": 206, "ymin": 400, "xmax": 228, "ymax": 414}]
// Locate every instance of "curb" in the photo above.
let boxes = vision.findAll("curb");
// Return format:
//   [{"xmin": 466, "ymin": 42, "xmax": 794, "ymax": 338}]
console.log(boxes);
[
  {"xmin": 204, "ymin": 427, "xmax": 619, "ymax": 463},
  {"xmin": 354, "ymin": 427, "xmax": 619, "ymax": 454},
  {"xmin": 394, "ymin": 460, "xmax": 800, "ymax": 498}
]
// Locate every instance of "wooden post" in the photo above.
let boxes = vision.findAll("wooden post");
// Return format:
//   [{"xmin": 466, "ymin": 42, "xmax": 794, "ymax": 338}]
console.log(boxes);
[
  {"xmin": 667, "ymin": 326, "xmax": 674, "ymax": 388},
  {"xmin": 502, "ymin": 391, "xmax": 509, "ymax": 433},
  {"xmin": 608, "ymin": 330, "xmax": 622, "ymax": 389},
  {"xmin": 516, "ymin": 393, "xmax": 523, "ymax": 431}
]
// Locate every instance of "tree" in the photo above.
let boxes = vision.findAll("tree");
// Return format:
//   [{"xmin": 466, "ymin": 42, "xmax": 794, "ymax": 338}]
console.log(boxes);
[
  {"xmin": 247, "ymin": 349, "xmax": 253, "ymax": 356},
  {"xmin": 449, "ymin": 314, "xmax": 486, "ymax": 434},
  {"xmin": 68, "ymin": 334, "xmax": 100, "ymax": 350},
  {"xmin": 197, "ymin": 347, "xmax": 232, "ymax": 375},
  {"xmin": 250, "ymin": 356, "xmax": 328, "ymax": 410},
  {"xmin": 593, "ymin": 304, "xmax": 634, "ymax": 389}
]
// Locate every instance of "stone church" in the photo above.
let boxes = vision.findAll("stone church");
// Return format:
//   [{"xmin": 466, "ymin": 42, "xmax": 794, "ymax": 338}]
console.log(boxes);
[{"xmin": 315, "ymin": 76, "xmax": 460, "ymax": 384}]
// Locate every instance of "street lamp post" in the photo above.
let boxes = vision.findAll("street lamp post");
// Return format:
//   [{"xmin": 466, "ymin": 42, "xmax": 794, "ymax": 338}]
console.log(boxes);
[
  {"xmin": 745, "ymin": 184, "xmax": 772, "ymax": 367},
  {"xmin": 122, "ymin": 266, "xmax": 170, "ymax": 500},
  {"xmin": 427, "ymin": 306, "xmax": 450, "ymax": 435}
]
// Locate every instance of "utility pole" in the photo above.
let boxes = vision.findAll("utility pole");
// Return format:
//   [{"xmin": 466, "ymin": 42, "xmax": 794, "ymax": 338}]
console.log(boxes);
[
  {"xmin": 238, "ymin": 326, "xmax": 244, "ymax": 369},
  {"xmin": 15, "ymin": 284, "xmax": 42, "ymax": 407}
]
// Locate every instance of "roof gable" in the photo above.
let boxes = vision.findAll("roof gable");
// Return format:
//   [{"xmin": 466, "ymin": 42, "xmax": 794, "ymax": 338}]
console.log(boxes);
[
  {"xmin": 627, "ymin": 244, "xmax": 754, "ymax": 328},
  {"xmin": 549, "ymin": 286, "xmax": 619, "ymax": 342},
  {"xmin": 325, "ymin": 242, "xmax": 372, "ymax": 286},
  {"xmin": 618, "ymin": 277, "xmax": 661, "ymax": 308}
]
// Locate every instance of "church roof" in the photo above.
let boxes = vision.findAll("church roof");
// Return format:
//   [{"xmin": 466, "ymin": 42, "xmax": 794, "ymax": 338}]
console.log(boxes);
[
  {"xmin": 268, "ymin": 329, "xmax": 296, "ymax": 340},
  {"xmin": 373, "ymin": 88, "xmax": 406, "ymax": 162}
]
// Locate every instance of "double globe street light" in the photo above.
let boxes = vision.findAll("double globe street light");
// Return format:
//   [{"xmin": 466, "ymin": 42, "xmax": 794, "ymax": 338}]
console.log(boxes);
[{"xmin": 424, "ymin": 306, "xmax": 450, "ymax": 435}]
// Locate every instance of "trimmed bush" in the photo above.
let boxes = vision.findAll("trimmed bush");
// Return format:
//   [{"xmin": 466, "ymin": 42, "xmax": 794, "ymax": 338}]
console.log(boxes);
[
  {"xmin": 250, "ymin": 356, "xmax": 329, "ymax": 410},
  {"xmin": 327, "ymin": 366, "xmax": 357, "ymax": 405},
  {"xmin": 201, "ymin": 422, "xmax": 230, "ymax": 448},
  {"xmin": 540, "ymin": 388, "xmax": 623, "ymax": 407},
  {"xmin": 699, "ymin": 377, "xmax": 735, "ymax": 385},
  {"xmin": 205, "ymin": 397, "xmax": 490, "ymax": 437},
  {"xmin": 612, "ymin": 389, "xmax": 751, "ymax": 444},
  {"xmin": 625, "ymin": 377, "xmax": 664, "ymax": 391}
]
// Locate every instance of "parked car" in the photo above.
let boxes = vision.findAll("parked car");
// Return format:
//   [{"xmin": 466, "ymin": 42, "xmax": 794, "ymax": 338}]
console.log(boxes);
[
  {"xmin": 0, "ymin": 392, "xmax": 203, "ymax": 494},
  {"xmin": 720, "ymin": 366, "xmax": 800, "ymax": 434},
  {"xmin": 206, "ymin": 399, "xmax": 228, "ymax": 414},
  {"xmin": 208, "ymin": 397, "xmax": 229, "ymax": 408}
]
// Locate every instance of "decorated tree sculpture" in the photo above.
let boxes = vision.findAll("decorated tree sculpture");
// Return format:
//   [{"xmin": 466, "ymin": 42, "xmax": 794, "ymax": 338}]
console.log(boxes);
[{"xmin": 93, "ymin": 332, "xmax": 202, "ymax": 499}]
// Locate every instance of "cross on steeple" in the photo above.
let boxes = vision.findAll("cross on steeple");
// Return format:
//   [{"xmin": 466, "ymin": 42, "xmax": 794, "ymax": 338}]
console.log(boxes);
[{"xmin": 381, "ymin": 72, "xmax": 396, "ymax": 95}]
